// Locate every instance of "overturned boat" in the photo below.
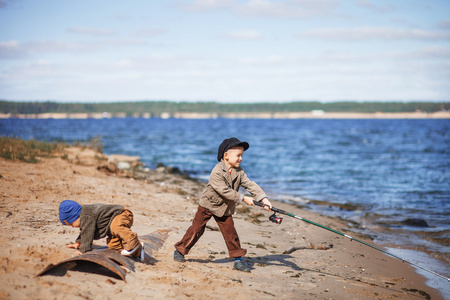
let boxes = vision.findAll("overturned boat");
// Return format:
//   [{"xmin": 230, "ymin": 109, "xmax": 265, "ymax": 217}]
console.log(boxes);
[{"xmin": 37, "ymin": 229, "xmax": 171, "ymax": 282}]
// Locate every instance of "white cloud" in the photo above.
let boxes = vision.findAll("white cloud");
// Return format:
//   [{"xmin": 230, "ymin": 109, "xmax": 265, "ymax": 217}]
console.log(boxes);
[
  {"xmin": 438, "ymin": 20, "xmax": 450, "ymax": 29},
  {"xmin": 235, "ymin": 0, "xmax": 338, "ymax": 18},
  {"xmin": 297, "ymin": 27, "xmax": 450, "ymax": 40},
  {"xmin": 0, "ymin": 39, "xmax": 149, "ymax": 60},
  {"xmin": 131, "ymin": 28, "xmax": 166, "ymax": 37},
  {"xmin": 221, "ymin": 29, "xmax": 263, "ymax": 40},
  {"xmin": 67, "ymin": 27, "xmax": 117, "ymax": 36},
  {"xmin": 0, "ymin": 40, "xmax": 24, "ymax": 59},
  {"xmin": 237, "ymin": 55, "xmax": 286, "ymax": 66},
  {"xmin": 181, "ymin": 0, "xmax": 338, "ymax": 18},
  {"xmin": 356, "ymin": 0, "xmax": 396, "ymax": 13},
  {"xmin": 0, "ymin": 40, "xmax": 93, "ymax": 59},
  {"xmin": 408, "ymin": 46, "xmax": 450, "ymax": 59},
  {"xmin": 180, "ymin": 0, "xmax": 236, "ymax": 12},
  {"xmin": 0, "ymin": 40, "xmax": 18, "ymax": 48}
]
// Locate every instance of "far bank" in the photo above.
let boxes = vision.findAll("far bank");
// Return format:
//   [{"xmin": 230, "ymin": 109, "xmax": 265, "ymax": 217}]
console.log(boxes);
[{"xmin": 1, "ymin": 110, "xmax": 449, "ymax": 119}]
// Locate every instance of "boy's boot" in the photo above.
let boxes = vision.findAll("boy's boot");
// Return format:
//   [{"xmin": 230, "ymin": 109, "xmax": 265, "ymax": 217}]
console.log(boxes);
[
  {"xmin": 173, "ymin": 250, "xmax": 185, "ymax": 262},
  {"xmin": 233, "ymin": 259, "xmax": 251, "ymax": 272},
  {"xmin": 121, "ymin": 241, "xmax": 145, "ymax": 262}
]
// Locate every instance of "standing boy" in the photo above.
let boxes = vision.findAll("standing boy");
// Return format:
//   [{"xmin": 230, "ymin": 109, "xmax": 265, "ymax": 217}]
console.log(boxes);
[
  {"xmin": 59, "ymin": 200, "xmax": 145, "ymax": 261},
  {"xmin": 174, "ymin": 137, "xmax": 272, "ymax": 272}
]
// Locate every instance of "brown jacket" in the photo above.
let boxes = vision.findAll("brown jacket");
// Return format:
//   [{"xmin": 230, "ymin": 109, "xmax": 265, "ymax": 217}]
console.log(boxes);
[{"xmin": 199, "ymin": 160, "xmax": 267, "ymax": 217}]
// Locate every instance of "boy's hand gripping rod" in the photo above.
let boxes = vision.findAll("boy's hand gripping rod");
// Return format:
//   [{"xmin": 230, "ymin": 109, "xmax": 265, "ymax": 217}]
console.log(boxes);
[{"xmin": 254, "ymin": 201, "xmax": 449, "ymax": 282}]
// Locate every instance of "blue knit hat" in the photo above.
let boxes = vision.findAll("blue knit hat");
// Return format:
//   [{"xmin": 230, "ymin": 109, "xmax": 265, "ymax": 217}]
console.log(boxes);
[{"xmin": 59, "ymin": 200, "xmax": 81, "ymax": 225}]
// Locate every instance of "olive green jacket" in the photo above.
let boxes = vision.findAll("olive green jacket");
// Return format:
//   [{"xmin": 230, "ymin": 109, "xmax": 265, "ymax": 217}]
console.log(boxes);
[{"xmin": 199, "ymin": 160, "xmax": 267, "ymax": 217}]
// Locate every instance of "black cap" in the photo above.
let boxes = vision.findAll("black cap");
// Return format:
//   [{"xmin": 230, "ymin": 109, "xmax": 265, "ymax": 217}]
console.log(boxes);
[{"xmin": 217, "ymin": 137, "xmax": 249, "ymax": 161}]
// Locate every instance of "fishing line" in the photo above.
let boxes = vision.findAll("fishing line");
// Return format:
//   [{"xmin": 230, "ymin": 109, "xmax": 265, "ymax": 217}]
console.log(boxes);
[{"xmin": 254, "ymin": 201, "xmax": 449, "ymax": 282}]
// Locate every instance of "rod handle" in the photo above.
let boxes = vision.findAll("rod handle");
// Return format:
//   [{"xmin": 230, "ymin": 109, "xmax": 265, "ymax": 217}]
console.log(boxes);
[
  {"xmin": 253, "ymin": 200, "xmax": 266, "ymax": 208},
  {"xmin": 254, "ymin": 201, "xmax": 287, "ymax": 215},
  {"xmin": 253, "ymin": 200, "xmax": 262, "ymax": 206}
]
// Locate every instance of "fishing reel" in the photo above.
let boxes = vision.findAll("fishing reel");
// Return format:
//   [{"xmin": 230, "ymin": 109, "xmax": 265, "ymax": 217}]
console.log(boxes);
[{"xmin": 269, "ymin": 212, "xmax": 283, "ymax": 224}]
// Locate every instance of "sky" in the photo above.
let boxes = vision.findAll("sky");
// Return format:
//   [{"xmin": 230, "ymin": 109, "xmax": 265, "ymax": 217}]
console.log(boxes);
[{"xmin": 0, "ymin": 0, "xmax": 449, "ymax": 103}]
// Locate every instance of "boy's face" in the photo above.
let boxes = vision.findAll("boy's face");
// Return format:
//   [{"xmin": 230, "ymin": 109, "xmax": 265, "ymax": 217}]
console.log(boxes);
[
  {"xmin": 64, "ymin": 218, "xmax": 81, "ymax": 228},
  {"xmin": 224, "ymin": 146, "xmax": 244, "ymax": 168}
]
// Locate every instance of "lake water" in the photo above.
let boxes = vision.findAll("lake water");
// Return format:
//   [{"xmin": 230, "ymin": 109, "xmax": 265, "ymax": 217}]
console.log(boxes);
[{"xmin": 1, "ymin": 118, "xmax": 449, "ymax": 285}]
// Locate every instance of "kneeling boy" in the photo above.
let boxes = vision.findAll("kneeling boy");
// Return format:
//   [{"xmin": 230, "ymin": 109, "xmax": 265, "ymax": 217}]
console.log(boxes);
[{"xmin": 59, "ymin": 200, "xmax": 144, "ymax": 261}]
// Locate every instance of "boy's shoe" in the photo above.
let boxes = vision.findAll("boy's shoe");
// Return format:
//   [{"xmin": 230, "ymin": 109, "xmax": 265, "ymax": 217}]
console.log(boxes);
[
  {"xmin": 121, "ymin": 242, "xmax": 141, "ymax": 256},
  {"xmin": 121, "ymin": 245, "xmax": 138, "ymax": 256},
  {"xmin": 173, "ymin": 250, "xmax": 186, "ymax": 262},
  {"xmin": 233, "ymin": 260, "xmax": 251, "ymax": 273},
  {"xmin": 122, "ymin": 242, "xmax": 145, "ymax": 262}
]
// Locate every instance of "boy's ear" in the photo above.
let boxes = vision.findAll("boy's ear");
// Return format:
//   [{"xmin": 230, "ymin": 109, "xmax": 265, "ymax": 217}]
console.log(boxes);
[{"xmin": 63, "ymin": 220, "xmax": 69, "ymax": 225}]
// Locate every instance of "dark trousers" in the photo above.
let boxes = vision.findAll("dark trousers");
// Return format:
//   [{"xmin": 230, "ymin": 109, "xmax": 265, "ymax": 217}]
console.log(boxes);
[{"xmin": 175, "ymin": 205, "xmax": 246, "ymax": 258}]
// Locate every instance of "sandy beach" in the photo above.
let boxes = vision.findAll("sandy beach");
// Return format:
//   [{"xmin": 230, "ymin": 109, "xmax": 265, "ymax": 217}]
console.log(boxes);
[{"xmin": 0, "ymin": 147, "xmax": 445, "ymax": 300}]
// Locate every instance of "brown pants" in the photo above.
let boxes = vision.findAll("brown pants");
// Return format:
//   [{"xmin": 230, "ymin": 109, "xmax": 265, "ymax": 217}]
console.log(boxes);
[
  {"xmin": 107, "ymin": 209, "xmax": 141, "ymax": 256},
  {"xmin": 174, "ymin": 205, "xmax": 246, "ymax": 258}
]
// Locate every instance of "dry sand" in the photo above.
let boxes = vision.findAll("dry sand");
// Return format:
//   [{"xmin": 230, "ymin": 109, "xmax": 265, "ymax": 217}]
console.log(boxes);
[{"xmin": 0, "ymin": 147, "xmax": 445, "ymax": 299}]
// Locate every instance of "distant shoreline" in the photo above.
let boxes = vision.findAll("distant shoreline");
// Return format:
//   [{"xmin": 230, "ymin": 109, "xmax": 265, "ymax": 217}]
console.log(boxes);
[{"xmin": 1, "ymin": 111, "xmax": 449, "ymax": 119}]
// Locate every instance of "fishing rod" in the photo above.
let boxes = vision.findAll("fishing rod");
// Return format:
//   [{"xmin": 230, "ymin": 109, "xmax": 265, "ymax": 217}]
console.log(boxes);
[{"xmin": 254, "ymin": 201, "xmax": 449, "ymax": 282}]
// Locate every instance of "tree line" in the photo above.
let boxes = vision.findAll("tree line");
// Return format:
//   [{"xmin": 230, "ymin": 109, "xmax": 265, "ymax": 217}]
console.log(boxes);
[{"xmin": 0, "ymin": 100, "xmax": 448, "ymax": 115}]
